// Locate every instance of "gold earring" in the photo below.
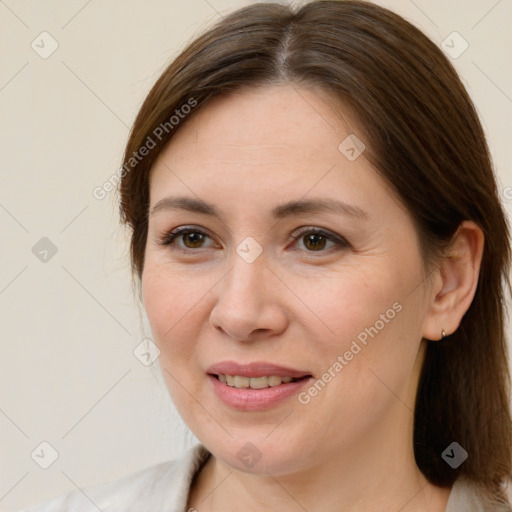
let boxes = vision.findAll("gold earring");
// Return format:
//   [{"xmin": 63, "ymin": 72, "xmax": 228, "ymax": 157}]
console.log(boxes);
[{"xmin": 441, "ymin": 329, "xmax": 447, "ymax": 339}]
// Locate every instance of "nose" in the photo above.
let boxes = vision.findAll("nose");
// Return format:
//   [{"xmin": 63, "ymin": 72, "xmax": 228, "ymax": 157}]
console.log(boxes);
[{"xmin": 209, "ymin": 253, "xmax": 288, "ymax": 343}]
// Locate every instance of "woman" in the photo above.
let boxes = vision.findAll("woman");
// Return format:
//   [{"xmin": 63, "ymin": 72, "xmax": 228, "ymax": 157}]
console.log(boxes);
[{"xmin": 21, "ymin": 0, "xmax": 512, "ymax": 510}]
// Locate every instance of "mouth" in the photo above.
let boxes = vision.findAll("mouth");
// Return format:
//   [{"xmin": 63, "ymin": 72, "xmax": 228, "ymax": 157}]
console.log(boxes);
[
  {"xmin": 206, "ymin": 361, "xmax": 313, "ymax": 410},
  {"xmin": 212, "ymin": 373, "xmax": 311, "ymax": 389}
]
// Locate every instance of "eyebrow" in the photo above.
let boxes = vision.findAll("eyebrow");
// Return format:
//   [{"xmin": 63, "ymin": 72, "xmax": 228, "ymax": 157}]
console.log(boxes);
[{"xmin": 150, "ymin": 196, "xmax": 369, "ymax": 221}]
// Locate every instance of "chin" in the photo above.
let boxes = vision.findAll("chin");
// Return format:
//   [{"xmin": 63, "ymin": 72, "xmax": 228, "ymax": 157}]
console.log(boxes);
[{"xmin": 197, "ymin": 429, "xmax": 315, "ymax": 476}]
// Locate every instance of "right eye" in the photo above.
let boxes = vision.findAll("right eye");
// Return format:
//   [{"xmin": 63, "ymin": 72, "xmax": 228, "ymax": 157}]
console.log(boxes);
[{"xmin": 157, "ymin": 226, "xmax": 218, "ymax": 251}]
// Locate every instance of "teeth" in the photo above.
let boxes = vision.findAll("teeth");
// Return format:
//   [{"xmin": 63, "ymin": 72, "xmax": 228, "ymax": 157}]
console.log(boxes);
[
  {"xmin": 268, "ymin": 376, "xmax": 283, "ymax": 387},
  {"xmin": 234, "ymin": 376, "xmax": 250, "ymax": 388},
  {"xmin": 218, "ymin": 374, "xmax": 299, "ymax": 389},
  {"xmin": 249, "ymin": 376, "xmax": 269, "ymax": 389}
]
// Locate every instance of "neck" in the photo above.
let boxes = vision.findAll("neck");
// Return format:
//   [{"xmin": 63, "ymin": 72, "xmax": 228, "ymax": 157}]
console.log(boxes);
[{"xmin": 188, "ymin": 402, "xmax": 451, "ymax": 511}]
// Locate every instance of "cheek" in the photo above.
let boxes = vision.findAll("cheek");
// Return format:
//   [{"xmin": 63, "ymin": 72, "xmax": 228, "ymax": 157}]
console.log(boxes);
[
  {"xmin": 286, "ymin": 262, "xmax": 406, "ymax": 348},
  {"xmin": 289, "ymin": 257, "xmax": 425, "ymax": 391},
  {"xmin": 141, "ymin": 264, "xmax": 208, "ymax": 361},
  {"xmin": 142, "ymin": 266, "xmax": 212, "ymax": 419}
]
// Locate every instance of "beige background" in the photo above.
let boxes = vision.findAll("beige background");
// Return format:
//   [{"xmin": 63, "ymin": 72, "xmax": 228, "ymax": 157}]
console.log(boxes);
[{"xmin": 1, "ymin": 0, "xmax": 511, "ymax": 510}]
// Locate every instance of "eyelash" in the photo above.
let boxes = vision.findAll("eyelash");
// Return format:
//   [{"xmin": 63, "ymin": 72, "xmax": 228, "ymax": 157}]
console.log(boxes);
[{"xmin": 156, "ymin": 225, "xmax": 351, "ymax": 255}]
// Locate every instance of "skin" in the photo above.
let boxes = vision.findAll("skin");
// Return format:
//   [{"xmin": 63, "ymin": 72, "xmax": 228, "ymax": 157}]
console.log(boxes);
[{"xmin": 142, "ymin": 84, "xmax": 484, "ymax": 511}]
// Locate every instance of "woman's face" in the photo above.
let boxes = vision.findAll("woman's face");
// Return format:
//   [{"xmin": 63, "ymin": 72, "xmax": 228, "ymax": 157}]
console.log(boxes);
[{"xmin": 142, "ymin": 84, "xmax": 434, "ymax": 475}]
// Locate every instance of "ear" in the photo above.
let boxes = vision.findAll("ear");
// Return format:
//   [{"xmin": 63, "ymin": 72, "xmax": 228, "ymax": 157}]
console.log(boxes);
[{"xmin": 422, "ymin": 221, "xmax": 484, "ymax": 341}]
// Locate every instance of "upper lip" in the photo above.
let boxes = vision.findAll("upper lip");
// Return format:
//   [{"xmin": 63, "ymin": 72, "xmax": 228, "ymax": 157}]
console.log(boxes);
[{"xmin": 207, "ymin": 361, "xmax": 312, "ymax": 379}]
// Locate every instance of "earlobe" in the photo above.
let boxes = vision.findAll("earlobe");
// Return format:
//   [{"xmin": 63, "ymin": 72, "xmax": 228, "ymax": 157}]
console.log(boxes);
[{"xmin": 422, "ymin": 221, "xmax": 484, "ymax": 341}]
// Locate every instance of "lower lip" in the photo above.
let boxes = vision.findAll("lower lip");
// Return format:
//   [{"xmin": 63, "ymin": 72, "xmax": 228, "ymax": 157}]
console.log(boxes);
[{"xmin": 208, "ymin": 375, "xmax": 311, "ymax": 411}]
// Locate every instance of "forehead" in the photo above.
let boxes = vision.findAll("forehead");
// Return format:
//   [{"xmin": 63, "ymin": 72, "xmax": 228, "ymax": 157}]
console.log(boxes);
[
  {"xmin": 148, "ymin": 84, "xmax": 405, "ymax": 223},
  {"xmin": 163, "ymin": 84, "xmax": 355, "ymax": 161}
]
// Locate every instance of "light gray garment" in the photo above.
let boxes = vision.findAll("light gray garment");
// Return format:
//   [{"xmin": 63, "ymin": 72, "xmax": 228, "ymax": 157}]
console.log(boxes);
[{"xmin": 19, "ymin": 444, "xmax": 502, "ymax": 512}]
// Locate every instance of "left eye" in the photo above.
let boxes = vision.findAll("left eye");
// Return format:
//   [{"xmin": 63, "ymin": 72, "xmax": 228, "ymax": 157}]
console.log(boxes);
[{"xmin": 291, "ymin": 228, "xmax": 350, "ymax": 252}]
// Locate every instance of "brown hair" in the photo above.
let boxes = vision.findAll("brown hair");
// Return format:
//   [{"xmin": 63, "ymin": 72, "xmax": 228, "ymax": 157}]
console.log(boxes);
[{"xmin": 119, "ymin": 0, "xmax": 512, "ymax": 505}]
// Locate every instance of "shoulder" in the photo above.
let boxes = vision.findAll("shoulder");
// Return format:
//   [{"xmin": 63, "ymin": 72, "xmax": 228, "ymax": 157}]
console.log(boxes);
[
  {"xmin": 446, "ymin": 477, "xmax": 512, "ymax": 512},
  {"xmin": 502, "ymin": 479, "xmax": 512, "ymax": 508},
  {"xmin": 19, "ymin": 444, "xmax": 210, "ymax": 512}
]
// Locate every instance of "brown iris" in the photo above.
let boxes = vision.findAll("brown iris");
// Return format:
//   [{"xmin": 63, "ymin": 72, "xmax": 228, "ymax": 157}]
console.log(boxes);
[
  {"xmin": 183, "ymin": 232, "xmax": 206, "ymax": 248},
  {"xmin": 303, "ymin": 233, "xmax": 327, "ymax": 251}
]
